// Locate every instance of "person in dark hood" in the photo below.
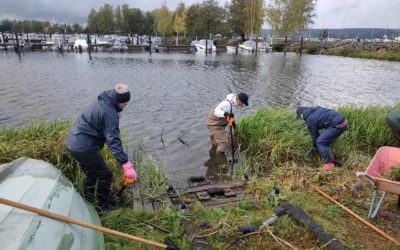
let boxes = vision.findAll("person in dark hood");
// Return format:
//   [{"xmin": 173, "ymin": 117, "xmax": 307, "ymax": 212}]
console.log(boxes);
[
  {"xmin": 296, "ymin": 106, "xmax": 348, "ymax": 171},
  {"xmin": 65, "ymin": 84, "xmax": 136, "ymax": 212},
  {"xmin": 386, "ymin": 109, "xmax": 400, "ymax": 147}
]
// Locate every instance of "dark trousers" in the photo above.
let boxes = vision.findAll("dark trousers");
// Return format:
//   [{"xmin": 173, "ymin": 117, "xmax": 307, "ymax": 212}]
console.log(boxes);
[
  {"xmin": 69, "ymin": 150, "xmax": 113, "ymax": 206},
  {"xmin": 386, "ymin": 117, "xmax": 400, "ymax": 146},
  {"xmin": 316, "ymin": 126, "xmax": 347, "ymax": 163}
]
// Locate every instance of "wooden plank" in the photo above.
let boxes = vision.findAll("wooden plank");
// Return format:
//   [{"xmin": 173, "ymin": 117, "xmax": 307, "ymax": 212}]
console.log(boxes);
[{"xmin": 184, "ymin": 181, "xmax": 246, "ymax": 194}]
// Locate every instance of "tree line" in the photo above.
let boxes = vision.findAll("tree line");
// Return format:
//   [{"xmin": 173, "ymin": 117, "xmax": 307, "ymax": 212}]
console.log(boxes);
[{"xmin": 0, "ymin": 0, "xmax": 316, "ymax": 41}]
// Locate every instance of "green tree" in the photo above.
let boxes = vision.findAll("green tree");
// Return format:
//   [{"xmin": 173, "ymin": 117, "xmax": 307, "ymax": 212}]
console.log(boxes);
[
  {"xmin": 121, "ymin": 4, "xmax": 131, "ymax": 33},
  {"xmin": 96, "ymin": 4, "xmax": 115, "ymax": 34},
  {"xmin": 114, "ymin": 5, "xmax": 123, "ymax": 33},
  {"xmin": 142, "ymin": 11, "xmax": 154, "ymax": 35},
  {"xmin": 243, "ymin": 0, "xmax": 265, "ymax": 39},
  {"xmin": 228, "ymin": 0, "xmax": 245, "ymax": 39},
  {"xmin": 87, "ymin": 9, "xmax": 98, "ymax": 33},
  {"xmin": 173, "ymin": 2, "xmax": 187, "ymax": 44},
  {"xmin": 130, "ymin": 8, "xmax": 145, "ymax": 34},
  {"xmin": 72, "ymin": 23, "xmax": 83, "ymax": 33},
  {"xmin": 200, "ymin": 0, "xmax": 226, "ymax": 39},
  {"xmin": 266, "ymin": 0, "xmax": 316, "ymax": 41},
  {"xmin": 0, "ymin": 19, "xmax": 13, "ymax": 32},
  {"xmin": 186, "ymin": 4, "xmax": 203, "ymax": 38}
]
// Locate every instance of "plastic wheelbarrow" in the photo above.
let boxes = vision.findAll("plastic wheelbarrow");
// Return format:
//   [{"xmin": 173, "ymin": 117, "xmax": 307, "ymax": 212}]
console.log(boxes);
[{"xmin": 356, "ymin": 146, "xmax": 400, "ymax": 218}]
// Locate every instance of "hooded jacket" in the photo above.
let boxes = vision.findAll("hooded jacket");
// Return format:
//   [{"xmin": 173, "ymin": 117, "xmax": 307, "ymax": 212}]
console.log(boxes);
[
  {"xmin": 387, "ymin": 109, "xmax": 400, "ymax": 128},
  {"xmin": 65, "ymin": 89, "xmax": 128, "ymax": 165},
  {"xmin": 297, "ymin": 106, "xmax": 345, "ymax": 146}
]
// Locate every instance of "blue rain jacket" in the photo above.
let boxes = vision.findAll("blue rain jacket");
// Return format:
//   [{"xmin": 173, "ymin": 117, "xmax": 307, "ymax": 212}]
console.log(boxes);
[
  {"xmin": 65, "ymin": 90, "xmax": 128, "ymax": 165},
  {"xmin": 297, "ymin": 106, "xmax": 345, "ymax": 146}
]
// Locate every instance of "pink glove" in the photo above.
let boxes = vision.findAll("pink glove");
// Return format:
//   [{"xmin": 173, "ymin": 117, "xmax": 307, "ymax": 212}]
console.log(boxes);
[{"xmin": 122, "ymin": 161, "xmax": 137, "ymax": 180}]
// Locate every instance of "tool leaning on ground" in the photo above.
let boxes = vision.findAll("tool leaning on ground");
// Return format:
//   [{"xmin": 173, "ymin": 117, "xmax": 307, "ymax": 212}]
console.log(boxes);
[{"xmin": 0, "ymin": 197, "xmax": 180, "ymax": 249}]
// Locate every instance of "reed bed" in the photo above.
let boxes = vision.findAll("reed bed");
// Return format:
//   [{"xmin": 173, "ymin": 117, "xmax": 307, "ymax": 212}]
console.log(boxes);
[{"xmin": 237, "ymin": 105, "xmax": 400, "ymax": 170}]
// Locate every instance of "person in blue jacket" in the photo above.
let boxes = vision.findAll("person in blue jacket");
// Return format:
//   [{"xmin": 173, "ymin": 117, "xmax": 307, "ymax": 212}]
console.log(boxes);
[
  {"xmin": 65, "ymin": 84, "xmax": 137, "ymax": 211},
  {"xmin": 296, "ymin": 106, "xmax": 348, "ymax": 171}
]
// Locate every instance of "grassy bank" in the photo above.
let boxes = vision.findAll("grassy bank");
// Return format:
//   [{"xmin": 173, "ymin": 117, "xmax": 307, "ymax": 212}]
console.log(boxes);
[
  {"xmin": 1, "ymin": 105, "xmax": 400, "ymax": 249},
  {"xmin": 325, "ymin": 48, "xmax": 400, "ymax": 61},
  {"xmin": 282, "ymin": 42, "xmax": 400, "ymax": 61},
  {"xmin": 237, "ymin": 106, "xmax": 399, "ymax": 168}
]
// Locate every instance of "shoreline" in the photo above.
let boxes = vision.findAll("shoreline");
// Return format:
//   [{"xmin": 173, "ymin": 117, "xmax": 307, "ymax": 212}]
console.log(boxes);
[{"xmin": 279, "ymin": 40, "xmax": 400, "ymax": 61}]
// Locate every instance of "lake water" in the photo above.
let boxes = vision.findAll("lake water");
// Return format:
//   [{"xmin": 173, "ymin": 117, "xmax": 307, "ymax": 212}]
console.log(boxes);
[{"xmin": 1, "ymin": 50, "xmax": 399, "ymax": 183}]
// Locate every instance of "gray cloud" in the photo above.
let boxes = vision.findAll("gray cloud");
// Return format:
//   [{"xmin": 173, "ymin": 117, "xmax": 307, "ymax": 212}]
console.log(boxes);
[
  {"xmin": 312, "ymin": 0, "xmax": 400, "ymax": 28},
  {"xmin": 0, "ymin": 0, "xmax": 202, "ymax": 23}
]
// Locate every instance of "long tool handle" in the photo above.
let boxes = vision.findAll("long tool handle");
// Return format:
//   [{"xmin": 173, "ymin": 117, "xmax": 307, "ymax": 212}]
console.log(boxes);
[
  {"xmin": 229, "ymin": 125, "xmax": 235, "ymax": 175},
  {"xmin": 310, "ymin": 184, "xmax": 400, "ymax": 246},
  {"xmin": 0, "ymin": 197, "xmax": 168, "ymax": 249}
]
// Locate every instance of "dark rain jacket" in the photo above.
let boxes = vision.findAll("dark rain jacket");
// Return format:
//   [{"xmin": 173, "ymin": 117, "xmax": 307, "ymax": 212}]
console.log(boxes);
[
  {"xmin": 297, "ymin": 106, "xmax": 345, "ymax": 146},
  {"xmin": 65, "ymin": 90, "xmax": 128, "ymax": 165}
]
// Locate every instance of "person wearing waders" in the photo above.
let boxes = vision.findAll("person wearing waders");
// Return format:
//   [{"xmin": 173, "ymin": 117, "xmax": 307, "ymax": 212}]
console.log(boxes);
[
  {"xmin": 205, "ymin": 93, "xmax": 249, "ymax": 177},
  {"xmin": 386, "ymin": 109, "xmax": 400, "ymax": 147},
  {"xmin": 65, "ymin": 84, "xmax": 137, "ymax": 212},
  {"xmin": 296, "ymin": 106, "xmax": 348, "ymax": 171}
]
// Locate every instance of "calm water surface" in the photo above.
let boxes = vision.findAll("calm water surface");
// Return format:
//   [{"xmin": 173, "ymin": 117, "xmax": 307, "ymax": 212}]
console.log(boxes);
[{"xmin": 1, "ymin": 50, "xmax": 399, "ymax": 183}]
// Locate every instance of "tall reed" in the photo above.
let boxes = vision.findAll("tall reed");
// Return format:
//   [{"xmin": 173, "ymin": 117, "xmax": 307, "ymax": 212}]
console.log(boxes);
[{"xmin": 237, "ymin": 105, "xmax": 400, "ymax": 169}]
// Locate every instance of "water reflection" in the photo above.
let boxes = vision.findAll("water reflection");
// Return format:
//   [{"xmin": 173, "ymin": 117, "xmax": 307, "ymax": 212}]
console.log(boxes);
[{"xmin": 204, "ymin": 146, "xmax": 229, "ymax": 181}]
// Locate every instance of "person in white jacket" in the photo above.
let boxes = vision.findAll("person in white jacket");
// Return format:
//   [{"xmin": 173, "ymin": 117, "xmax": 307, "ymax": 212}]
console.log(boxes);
[{"xmin": 206, "ymin": 93, "xmax": 249, "ymax": 154}]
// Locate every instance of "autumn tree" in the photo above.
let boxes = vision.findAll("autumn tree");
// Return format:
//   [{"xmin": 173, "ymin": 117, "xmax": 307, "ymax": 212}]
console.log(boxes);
[
  {"xmin": 173, "ymin": 2, "xmax": 187, "ymax": 44},
  {"xmin": 243, "ymin": 0, "xmax": 264, "ymax": 39},
  {"xmin": 154, "ymin": 5, "xmax": 173, "ymax": 36},
  {"xmin": 266, "ymin": 0, "xmax": 316, "ymax": 41}
]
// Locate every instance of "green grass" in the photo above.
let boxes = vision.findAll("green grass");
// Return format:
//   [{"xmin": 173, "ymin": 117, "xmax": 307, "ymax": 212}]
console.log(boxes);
[
  {"xmin": 326, "ymin": 48, "xmax": 400, "ymax": 61},
  {"xmin": 237, "ymin": 105, "xmax": 400, "ymax": 170},
  {"xmin": 0, "ymin": 120, "xmax": 123, "ymax": 194},
  {"xmin": 1, "ymin": 105, "xmax": 400, "ymax": 249}
]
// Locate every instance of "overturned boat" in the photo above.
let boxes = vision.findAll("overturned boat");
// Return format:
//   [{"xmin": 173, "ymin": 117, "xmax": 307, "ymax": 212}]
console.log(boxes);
[{"xmin": 0, "ymin": 157, "xmax": 104, "ymax": 250}]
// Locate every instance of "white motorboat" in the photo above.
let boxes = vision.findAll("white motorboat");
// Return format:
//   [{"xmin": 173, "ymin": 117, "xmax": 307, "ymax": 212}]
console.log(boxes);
[
  {"xmin": 113, "ymin": 39, "xmax": 128, "ymax": 51},
  {"xmin": 194, "ymin": 39, "xmax": 216, "ymax": 53},
  {"xmin": 73, "ymin": 39, "xmax": 89, "ymax": 51},
  {"xmin": 239, "ymin": 40, "xmax": 256, "ymax": 52},
  {"xmin": 256, "ymin": 42, "xmax": 272, "ymax": 52},
  {"xmin": 226, "ymin": 45, "xmax": 238, "ymax": 53}
]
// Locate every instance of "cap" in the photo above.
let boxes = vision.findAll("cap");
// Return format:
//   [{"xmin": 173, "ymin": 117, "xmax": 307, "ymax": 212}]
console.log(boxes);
[{"xmin": 238, "ymin": 92, "xmax": 249, "ymax": 106}]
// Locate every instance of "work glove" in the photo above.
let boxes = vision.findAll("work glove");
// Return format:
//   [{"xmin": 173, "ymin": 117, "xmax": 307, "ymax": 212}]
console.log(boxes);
[
  {"xmin": 306, "ymin": 147, "xmax": 318, "ymax": 157},
  {"xmin": 122, "ymin": 161, "xmax": 137, "ymax": 180},
  {"xmin": 224, "ymin": 112, "xmax": 234, "ymax": 118}
]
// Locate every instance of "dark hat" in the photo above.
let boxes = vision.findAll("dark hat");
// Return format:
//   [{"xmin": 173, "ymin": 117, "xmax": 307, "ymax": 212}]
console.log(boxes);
[
  {"xmin": 116, "ymin": 91, "xmax": 131, "ymax": 103},
  {"xmin": 238, "ymin": 92, "xmax": 249, "ymax": 106}
]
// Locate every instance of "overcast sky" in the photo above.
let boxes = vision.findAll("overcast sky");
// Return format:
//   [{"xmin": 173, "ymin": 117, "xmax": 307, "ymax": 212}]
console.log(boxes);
[{"xmin": 0, "ymin": 0, "xmax": 399, "ymax": 29}]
